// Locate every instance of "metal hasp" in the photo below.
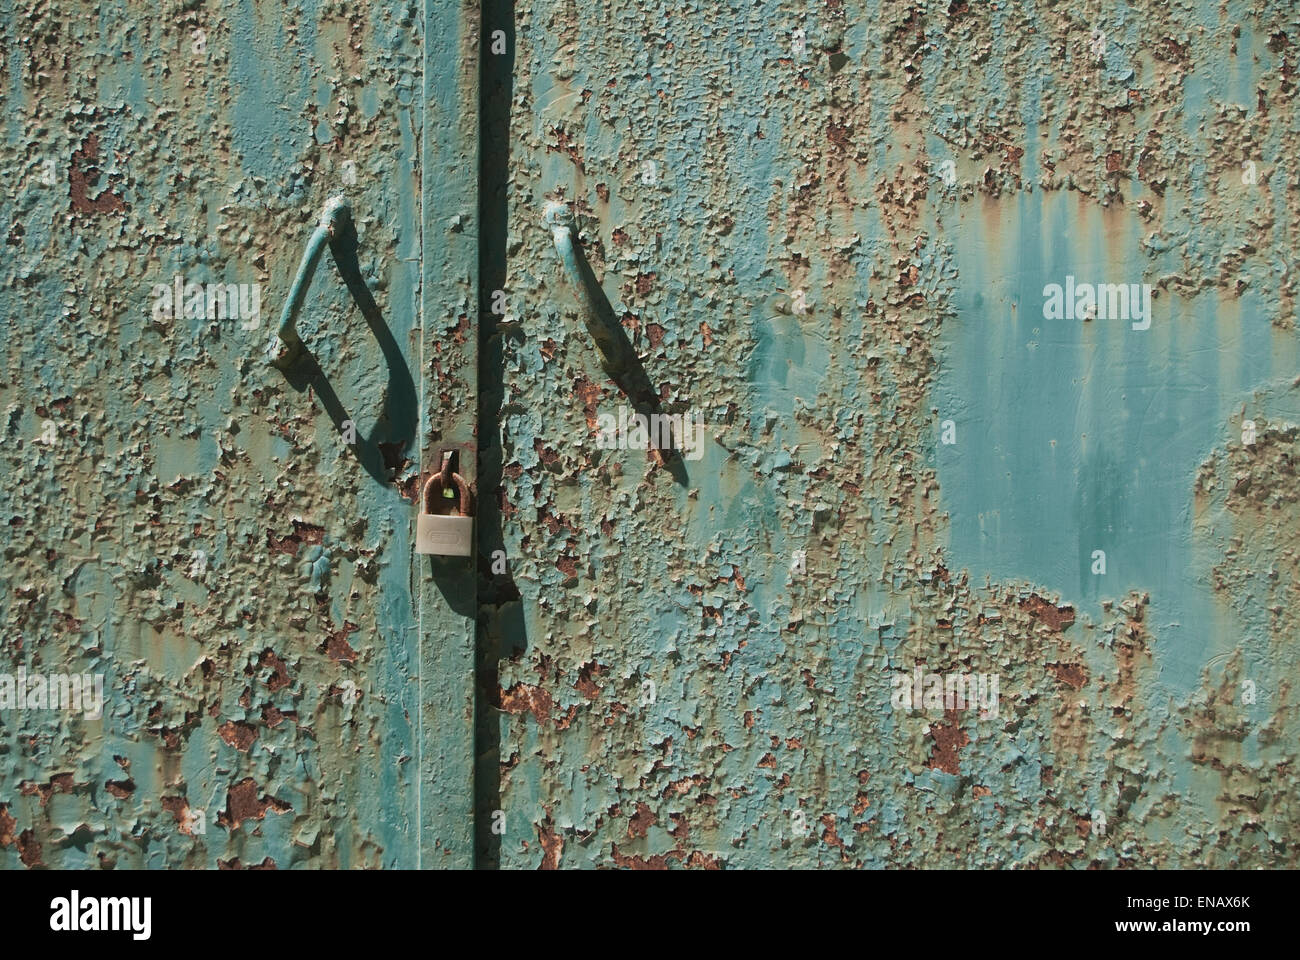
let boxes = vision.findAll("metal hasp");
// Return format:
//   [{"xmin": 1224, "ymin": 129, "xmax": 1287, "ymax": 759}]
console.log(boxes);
[{"xmin": 269, "ymin": 195, "xmax": 352, "ymax": 369}]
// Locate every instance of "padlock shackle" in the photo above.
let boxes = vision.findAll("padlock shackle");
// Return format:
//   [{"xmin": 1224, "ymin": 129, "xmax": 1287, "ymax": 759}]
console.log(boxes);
[{"xmin": 422, "ymin": 471, "xmax": 472, "ymax": 517}]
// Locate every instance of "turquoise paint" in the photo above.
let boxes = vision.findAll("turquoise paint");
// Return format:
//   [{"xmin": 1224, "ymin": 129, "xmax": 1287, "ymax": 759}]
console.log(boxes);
[
  {"xmin": 481, "ymin": 0, "xmax": 1300, "ymax": 870},
  {"xmin": 932, "ymin": 32, "xmax": 1288, "ymax": 701},
  {"xmin": 4, "ymin": 0, "xmax": 1297, "ymax": 872},
  {"xmin": 0, "ymin": 0, "xmax": 458, "ymax": 870}
]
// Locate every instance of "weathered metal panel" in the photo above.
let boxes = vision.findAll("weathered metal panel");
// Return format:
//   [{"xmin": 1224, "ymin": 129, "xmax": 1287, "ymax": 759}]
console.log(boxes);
[
  {"xmin": 420, "ymin": 0, "xmax": 481, "ymax": 867},
  {"xmin": 0, "ymin": 0, "xmax": 478, "ymax": 868},
  {"xmin": 482, "ymin": 0, "xmax": 1300, "ymax": 868},
  {"xmin": 3, "ymin": 0, "xmax": 1299, "ymax": 872}
]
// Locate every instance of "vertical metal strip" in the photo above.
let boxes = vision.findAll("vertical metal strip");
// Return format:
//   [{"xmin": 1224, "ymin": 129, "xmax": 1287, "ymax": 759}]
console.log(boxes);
[{"xmin": 419, "ymin": 0, "xmax": 480, "ymax": 868}]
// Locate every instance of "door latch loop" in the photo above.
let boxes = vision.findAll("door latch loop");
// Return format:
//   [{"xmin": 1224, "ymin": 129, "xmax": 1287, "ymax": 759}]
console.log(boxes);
[{"xmin": 268, "ymin": 195, "xmax": 352, "ymax": 369}]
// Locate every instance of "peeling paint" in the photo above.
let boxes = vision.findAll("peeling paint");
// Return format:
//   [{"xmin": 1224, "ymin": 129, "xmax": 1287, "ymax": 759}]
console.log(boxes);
[
  {"xmin": 1, "ymin": 0, "xmax": 478, "ymax": 869},
  {"xmin": 4, "ymin": 0, "xmax": 1298, "ymax": 872},
  {"xmin": 478, "ymin": 0, "xmax": 1300, "ymax": 869}
]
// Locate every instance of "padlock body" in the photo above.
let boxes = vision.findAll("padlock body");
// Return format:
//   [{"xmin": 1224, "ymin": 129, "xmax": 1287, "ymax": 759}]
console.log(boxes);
[{"xmin": 416, "ymin": 512, "xmax": 474, "ymax": 556}]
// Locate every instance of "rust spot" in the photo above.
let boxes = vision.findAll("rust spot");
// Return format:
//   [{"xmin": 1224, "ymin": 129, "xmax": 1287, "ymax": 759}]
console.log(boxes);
[
  {"xmin": 262, "ymin": 703, "xmax": 296, "ymax": 727},
  {"xmin": 595, "ymin": 182, "xmax": 609, "ymax": 203},
  {"xmin": 17, "ymin": 829, "xmax": 43, "ymax": 868},
  {"xmin": 52, "ymin": 610, "xmax": 84, "ymax": 632},
  {"xmin": 499, "ymin": 682, "xmax": 553, "ymax": 724},
  {"xmin": 1020, "ymin": 593, "xmax": 1076, "ymax": 631},
  {"xmin": 574, "ymin": 375, "xmax": 603, "ymax": 430},
  {"xmin": 554, "ymin": 703, "xmax": 579, "ymax": 730},
  {"xmin": 19, "ymin": 772, "xmax": 79, "ymax": 805},
  {"xmin": 627, "ymin": 801, "xmax": 656, "ymax": 838},
  {"xmin": 645, "ymin": 322, "xmax": 666, "ymax": 348},
  {"xmin": 322, "ymin": 621, "xmax": 359, "ymax": 663},
  {"xmin": 609, "ymin": 845, "xmax": 721, "ymax": 869},
  {"xmin": 537, "ymin": 816, "xmax": 563, "ymax": 869},
  {"xmin": 69, "ymin": 134, "xmax": 125, "ymax": 216},
  {"xmin": 104, "ymin": 779, "xmax": 136, "ymax": 799},
  {"xmin": 0, "ymin": 805, "xmax": 15, "ymax": 847},
  {"xmin": 927, "ymin": 709, "xmax": 970, "ymax": 776},
  {"xmin": 1156, "ymin": 36, "xmax": 1190, "ymax": 63},
  {"xmin": 555, "ymin": 553, "xmax": 578, "ymax": 579},
  {"xmin": 444, "ymin": 312, "xmax": 471, "ymax": 346},
  {"xmin": 218, "ymin": 720, "xmax": 258, "ymax": 752},
  {"xmin": 1046, "ymin": 662, "xmax": 1088, "ymax": 690},
  {"xmin": 267, "ymin": 519, "xmax": 326, "ymax": 556},
  {"xmin": 662, "ymin": 774, "xmax": 709, "ymax": 798},
  {"xmin": 545, "ymin": 125, "xmax": 585, "ymax": 172},
  {"xmin": 574, "ymin": 660, "xmax": 603, "ymax": 700},
  {"xmin": 216, "ymin": 777, "xmax": 292, "ymax": 831},
  {"xmin": 218, "ymin": 857, "xmax": 278, "ymax": 869},
  {"xmin": 821, "ymin": 814, "xmax": 850, "ymax": 859},
  {"xmin": 398, "ymin": 472, "xmax": 421, "ymax": 502},
  {"xmin": 634, "ymin": 272, "xmax": 656, "ymax": 297},
  {"xmin": 157, "ymin": 710, "xmax": 202, "ymax": 751},
  {"xmin": 668, "ymin": 812, "xmax": 689, "ymax": 840},
  {"xmin": 537, "ymin": 506, "xmax": 573, "ymax": 536},
  {"xmin": 259, "ymin": 649, "xmax": 292, "ymax": 692},
  {"xmin": 160, "ymin": 795, "xmax": 199, "ymax": 834},
  {"xmin": 534, "ymin": 439, "xmax": 561, "ymax": 469}
]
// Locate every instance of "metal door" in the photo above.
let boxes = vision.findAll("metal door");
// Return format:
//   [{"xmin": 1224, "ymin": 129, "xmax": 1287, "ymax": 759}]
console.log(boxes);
[
  {"xmin": 479, "ymin": 1, "xmax": 1300, "ymax": 869},
  {"xmin": 4, "ymin": 0, "xmax": 1299, "ymax": 873},
  {"xmin": 0, "ymin": 0, "xmax": 478, "ymax": 868}
]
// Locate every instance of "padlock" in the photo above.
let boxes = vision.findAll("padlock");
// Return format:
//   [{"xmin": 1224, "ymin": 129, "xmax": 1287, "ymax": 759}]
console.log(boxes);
[{"xmin": 416, "ymin": 468, "xmax": 474, "ymax": 556}]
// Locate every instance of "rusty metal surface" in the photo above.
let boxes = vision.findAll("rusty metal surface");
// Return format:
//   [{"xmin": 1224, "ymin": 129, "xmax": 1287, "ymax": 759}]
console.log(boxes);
[
  {"xmin": 0, "ymin": 0, "xmax": 479, "ymax": 868},
  {"xmin": 2, "ymin": 0, "xmax": 1298, "ymax": 871},
  {"xmin": 480, "ymin": 0, "xmax": 1300, "ymax": 868}
]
